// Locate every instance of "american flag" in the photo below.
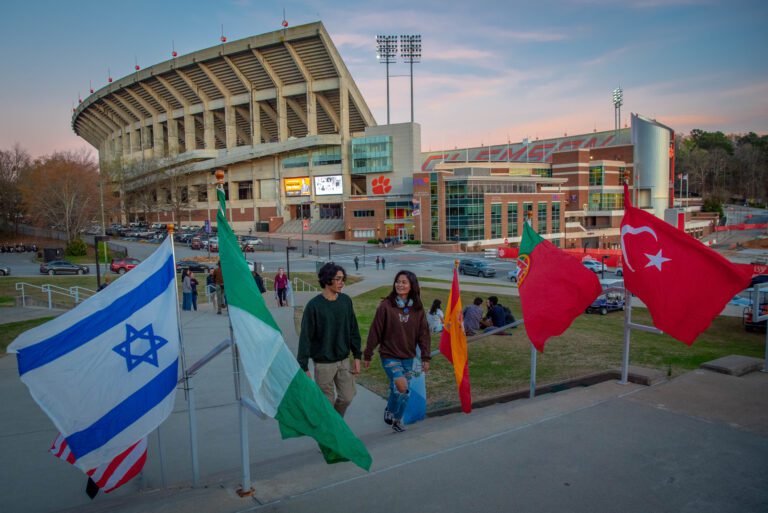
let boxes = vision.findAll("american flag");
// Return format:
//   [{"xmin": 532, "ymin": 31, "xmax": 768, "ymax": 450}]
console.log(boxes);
[{"xmin": 51, "ymin": 434, "xmax": 148, "ymax": 498}]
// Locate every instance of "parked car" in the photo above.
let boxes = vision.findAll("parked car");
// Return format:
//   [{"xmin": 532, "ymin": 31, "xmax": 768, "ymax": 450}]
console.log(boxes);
[
  {"xmin": 176, "ymin": 260, "xmax": 213, "ymax": 273},
  {"xmin": 110, "ymin": 257, "xmax": 141, "ymax": 274},
  {"xmin": 582, "ymin": 259, "xmax": 604, "ymax": 273},
  {"xmin": 39, "ymin": 260, "xmax": 90, "ymax": 275},
  {"xmin": 242, "ymin": 238, "xmax": 263, "ymax": 252},
  {"xmin": 458, "ymin": 259, "xmax": 497, "ymax": 278},
  {"xmin": 190, "ymin": 237, "xmax": 203, "ymax": 250},
  {"xmin": 0, "ymin": 264, "xmax": 10, "ymax": 276},
  {"xmin": 507, "ymin": 267, "xmax": 521, "ymax": 282}
]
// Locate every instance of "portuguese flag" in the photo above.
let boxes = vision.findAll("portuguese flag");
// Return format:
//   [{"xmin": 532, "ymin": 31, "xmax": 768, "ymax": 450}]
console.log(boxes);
[
  {"xmin": 518, "ymin": 222, "xmax": 601, "ymax": 352},
  {"xmin": 216, "ymin": 187, "xmax": 371, "ymax": 470},
  {"xmin": 439, "ymin": 267, "xmax": 472, "ymax": 413}
]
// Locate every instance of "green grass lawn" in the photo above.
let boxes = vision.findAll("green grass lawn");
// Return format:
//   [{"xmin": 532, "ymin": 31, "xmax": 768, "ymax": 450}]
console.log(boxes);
[
  {"xmin": 0, "ymin": 317, "xmax": 54, "ymax": 354},
  {"xmin": 353, "ymin": 286, "xmax": 765, "ymax": 411}
]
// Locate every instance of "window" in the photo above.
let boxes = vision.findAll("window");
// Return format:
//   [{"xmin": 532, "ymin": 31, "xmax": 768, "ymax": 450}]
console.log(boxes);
[
  {"xmin": 551, "ymin": 202, "xmax": 561, "ymax": 233},
  {"xmin": 353, "ymin": 210, "xmax": 375, "ymax": 218},
  {"xmin": 178, "ymin": 186, "xmax": 188, "ymax": 204},
  {"xmin": 164, "ymin": 188, "xmax": 172, "ymax": 204},
  {"xmin": 491, "ymin": 204, "xmax": 501, "ymax": 238},
  {"xmin": 238, "ymin": 181, "xmax": 253, "ymax": 200},
  {"xmin": 319, "ymin": 203, "xmax": 342, "ymax": 219},
  {"xmin": 589, "ymin": 166, "xmax": 604, "ymax": 186},
  {"xmin": 522, "ymin": 202, "xmax": 533, "ymax": 224},
  {"xmin": 312, "ymin": 146, "xmax": 342, "ymax": 166},
  {"xmin": 353, "ymin": 229, "xmax": 375, "ymax": 238},
  {"xmin": 351, "ymin": 136, "xmax": 393, "ymax": 174},
  {"xmin": 507, "ymin": 203, "xmax": 518, "ymax": 237},
  {"xmin": 532, "ymin": 168, "xmax": 552, "ymax": 178},
  {"xmin": 588, "ymin": 193, "xmax": 622, "ymax": 210},
  {"xmin": 537, "ymin": 202, "xmax": 548, "ymax": 232},
  {"xmin": 197, "ymin": 185, "xmax": 208, "ymax": 202},
  {"xmin": 282, "ymin": 153, "xmax": 309, "ymax": 169}
]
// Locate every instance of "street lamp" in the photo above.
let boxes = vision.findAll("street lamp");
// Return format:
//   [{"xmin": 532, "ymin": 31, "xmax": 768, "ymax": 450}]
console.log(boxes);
[
  {"xmin": 400, "ymin": 34, "xmax": 421, "ymax": 123},
  {"xmin": 612, "ymin": 87, "xmax": 623, "ymax": 136},
  {"xmin": 376, "ymin": 35, "xmax": 397, "ymax": 124},
  {"xmin": 328, "ymin": 241, "xmax": 336, "ymax": 260},
  {"xmin": 601, "ymin": 255, "xmax": 609, "ymax": 280}
]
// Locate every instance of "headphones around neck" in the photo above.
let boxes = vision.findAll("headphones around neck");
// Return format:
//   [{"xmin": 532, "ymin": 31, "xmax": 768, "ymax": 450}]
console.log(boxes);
[{"xmin": 395, "ymin": 297, "xmax": 413, "ymax": 309}]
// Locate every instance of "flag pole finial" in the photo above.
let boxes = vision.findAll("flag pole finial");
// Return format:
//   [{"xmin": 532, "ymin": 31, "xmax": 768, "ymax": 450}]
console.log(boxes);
[
  {"xmin": 167, "ymin": 223, "xmax": 174, "ymax": 234},
  {"xmin": 454, "ymin": 259, "xmax": 459, "ymax": 269},
  {"xmin": 215, "ymin": 169, "xmax": 225, "ymax": 184}
]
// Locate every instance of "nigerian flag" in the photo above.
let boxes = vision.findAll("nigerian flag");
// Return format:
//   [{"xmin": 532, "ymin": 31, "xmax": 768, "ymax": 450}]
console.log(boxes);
[{"xmin": 215, "ymin": 187, "xmax": 371, "ymax": 470}]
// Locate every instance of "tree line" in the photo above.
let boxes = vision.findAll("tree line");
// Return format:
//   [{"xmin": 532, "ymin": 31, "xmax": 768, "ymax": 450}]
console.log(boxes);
[
  {"xmin": 675, "ymin": 130, "xmax": 768, "ymax": 208},
  {"xmin": 0, "ymin": 146, "xmax": 116, "ymax": 243}
]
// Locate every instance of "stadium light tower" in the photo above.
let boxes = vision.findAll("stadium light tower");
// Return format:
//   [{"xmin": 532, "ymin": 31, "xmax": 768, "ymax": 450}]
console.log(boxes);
[
  {"xmin": 376, "ymin": 35, "xmax": 398, "ymax": 125},
  {"xmin": 400, "ymin": 34, "xmax": 421, "ymax": 123},
  {"xmin": 612, "ymin": 87, "xmax": 623, "ymax": 135}
]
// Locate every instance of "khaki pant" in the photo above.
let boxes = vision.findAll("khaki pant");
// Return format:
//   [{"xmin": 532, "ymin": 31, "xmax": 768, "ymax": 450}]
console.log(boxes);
[{"xmin": 314, "ymin": 359, "xmax": 356, "ymax": 417}]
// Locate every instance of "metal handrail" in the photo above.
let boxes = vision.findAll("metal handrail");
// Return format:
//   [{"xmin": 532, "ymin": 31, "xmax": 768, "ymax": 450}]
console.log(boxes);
[
  {"xmin": 292, "ymin": 277, "xmax": 319, "ymax": 292},
  {"xmin": 15, "ymin": 282, "xmax": 96, "ymax": 309}
]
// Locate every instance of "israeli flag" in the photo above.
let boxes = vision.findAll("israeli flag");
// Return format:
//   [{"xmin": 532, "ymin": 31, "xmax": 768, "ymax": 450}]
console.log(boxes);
[{"xmin": 8, "ymin": 237, "xmax": 179, "ymax": 471}]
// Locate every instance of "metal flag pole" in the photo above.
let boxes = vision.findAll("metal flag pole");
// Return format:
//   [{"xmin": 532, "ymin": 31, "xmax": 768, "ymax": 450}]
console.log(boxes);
[
  {"xmin": 167, "ymin": 223, "xmax": 199, "ymax": 487},
  {"xmin": 215, "ymin": 170, "xmax": 253, "ymax": 497},
  {"xmin": 619, "ymin": 291, "xmax": 632, "ymax": 384},
  {"xmin": 529, "ymin": 345, "xmax": 537, "ymax": 399}
]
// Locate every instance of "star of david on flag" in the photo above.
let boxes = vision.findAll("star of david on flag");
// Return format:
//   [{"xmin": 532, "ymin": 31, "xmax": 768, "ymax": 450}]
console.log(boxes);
[
  {"xmin": 8, "ymin": 236, "xmax": 180, "ymax": 473},
  {"xmin": 113, "ymin": 324, "xmax": 169, "ymax": 371}
]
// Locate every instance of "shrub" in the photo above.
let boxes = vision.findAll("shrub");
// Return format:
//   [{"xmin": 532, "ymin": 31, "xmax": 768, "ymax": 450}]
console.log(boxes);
[
  {"xmin": 66, "ymin": 238, "xmax": 88, "ymax": 256},
  {"xmin": 404, "ymin": 240, "xmax": 421, "ymax": 245}
]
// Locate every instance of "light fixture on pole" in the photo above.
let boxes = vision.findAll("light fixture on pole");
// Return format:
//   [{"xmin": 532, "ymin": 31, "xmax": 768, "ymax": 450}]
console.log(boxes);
[
  {"xmin": 376, "ymin": 35, "xmax": 398, "ymax": 125},
  {"xmin": 612, "ymin": 87, "xmax": 623, "ymax": 136},
  {"xmin": 399, "ymin": 34, "xmax": 421, "ymax": 123}
]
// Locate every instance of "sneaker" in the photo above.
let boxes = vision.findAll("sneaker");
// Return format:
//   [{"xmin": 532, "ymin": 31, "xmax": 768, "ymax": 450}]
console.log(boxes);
[
  {"xmin": 391, "ymin": 420, "xmax": 405, "ymax": 433},
  {"xmin": 384, "ymin": 410, "xmax": 393, "ymax": 425}
]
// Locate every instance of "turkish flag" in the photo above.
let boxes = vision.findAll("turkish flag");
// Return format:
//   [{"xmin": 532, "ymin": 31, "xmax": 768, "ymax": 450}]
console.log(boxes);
[{"xmin": 620, "ymin": 185, "xmax": 752, "ymax": 344}]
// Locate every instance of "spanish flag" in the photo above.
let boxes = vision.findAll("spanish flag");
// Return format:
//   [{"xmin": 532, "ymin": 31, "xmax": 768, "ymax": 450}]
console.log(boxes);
[{"xmin": 439, "ymin": 266, "xmax": 472, "ymax": 413}]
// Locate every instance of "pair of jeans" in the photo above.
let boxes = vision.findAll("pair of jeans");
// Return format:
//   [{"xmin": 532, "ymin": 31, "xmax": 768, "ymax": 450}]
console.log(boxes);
[
  {"xmin": 182, "ymin": 292, "xmax": 192, "ymax": 311},
  {"xmin": 382, "ymin": 358, "xmax": 414, "ymax": 422}
]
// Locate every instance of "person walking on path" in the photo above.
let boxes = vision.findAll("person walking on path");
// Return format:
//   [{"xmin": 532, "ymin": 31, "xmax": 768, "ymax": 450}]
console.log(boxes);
[
  {"xmin": 190, "ymin": 271, "xmax": 199, "ymax": 311},
  {"xmin": 363, "ymin": 270, "xmax": 431, "ymax": 433},
  {"xmin": 297, "ymin": 263, "xmax": 362, "ymax": 417},
  {"xmin": 274, "ymin": 267, "xmax": 289, "ymax": 307},
  {"xmin": 207, "ymin": 268, "xmax": 217, "ymax": 310},
  {"xmin": 354, "ymin": 255, "xmax": 359, "ymax": 271},
  {"xmin": 213, "ymin": 262, "xmax": 226, "ymax": 314},
  {"xmin": 381, "ymin": 257, "xmax": 386, "ymax": 270},
  {"xmin": 182, "ymin": 269, "xmax": 193, "ymax": 311},
  {"xmin": 375, "ymin": 256, "xmax": 380, "ymax": 270}
]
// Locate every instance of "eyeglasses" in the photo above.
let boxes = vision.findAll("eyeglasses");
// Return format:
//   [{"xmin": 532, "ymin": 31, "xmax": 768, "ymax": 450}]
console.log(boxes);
[{"xmin": 332, "ymin": 276, "xmax": 346, "ymax": 282}]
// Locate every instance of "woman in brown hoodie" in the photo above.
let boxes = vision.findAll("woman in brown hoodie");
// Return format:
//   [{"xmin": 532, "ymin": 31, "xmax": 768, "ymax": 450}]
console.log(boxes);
[{"xmin": 363, "ymin": 270, "xmax": 431, "ymax": 433}]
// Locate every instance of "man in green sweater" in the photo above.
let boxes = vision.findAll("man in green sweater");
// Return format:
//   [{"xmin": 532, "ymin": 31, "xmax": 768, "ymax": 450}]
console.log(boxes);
[{"xmin": 297, "ymin": 262, "xmax": 362, "ymax": 417}]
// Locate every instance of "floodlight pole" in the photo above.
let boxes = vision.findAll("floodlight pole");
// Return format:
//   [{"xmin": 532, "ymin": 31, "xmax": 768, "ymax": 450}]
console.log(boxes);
[
  {"xmin": 376, "ymin": 35, "xmax": 397, "ymax": 124},
  {"xmin": 400, "ymin": 35, "xmax": 421, "ymax": 123}
]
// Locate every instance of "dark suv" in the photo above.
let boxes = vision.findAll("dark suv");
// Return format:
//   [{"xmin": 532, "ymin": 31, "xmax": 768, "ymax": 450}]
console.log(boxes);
[{"xmin": 458, "ymin": 259, "xmax": 497, "ymax": 278}]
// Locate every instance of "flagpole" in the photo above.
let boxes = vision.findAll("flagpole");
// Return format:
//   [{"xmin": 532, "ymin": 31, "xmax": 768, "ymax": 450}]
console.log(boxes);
[
  {"xmin": 167, "ymin": 223, "xmax": 200, "ymax": 487},
  {"xmin": 620, "ymin": 291, "xmax": 632, "ymax": 384},
  {"xmin": 215, "ymin": 170, "xmax": 253, "ymax": 497},
  {"xmin": 529, "ymin": 345, "xmax": 537, "ymax": 399}
]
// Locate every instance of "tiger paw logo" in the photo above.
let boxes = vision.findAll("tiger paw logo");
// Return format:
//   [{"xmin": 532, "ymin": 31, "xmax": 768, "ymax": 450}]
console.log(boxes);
[{"xmin": 372, "ymin": 176, "xmax": 392, "ymax": 195}]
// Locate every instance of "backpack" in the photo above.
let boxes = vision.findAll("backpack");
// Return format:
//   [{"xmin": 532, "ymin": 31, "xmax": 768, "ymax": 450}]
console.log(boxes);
[{"xmin": 501, "ymin": 305, "xmax": 515, "ymax": 326}]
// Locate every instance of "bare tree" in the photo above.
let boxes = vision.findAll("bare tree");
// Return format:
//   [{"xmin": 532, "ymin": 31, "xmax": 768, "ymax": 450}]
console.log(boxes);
[
  {"xmin": 19, "ymin": 150, "xmax": 101, "ymax": 242},
  {"xmin": 0, "ymin": 144, "xmax": 32, "ymax": 234}
]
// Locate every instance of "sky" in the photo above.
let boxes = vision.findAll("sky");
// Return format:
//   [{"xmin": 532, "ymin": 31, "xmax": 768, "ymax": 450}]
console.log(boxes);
[{"xmin": 0, "ymin": 0, "xmax": 766, "ymax": 158}]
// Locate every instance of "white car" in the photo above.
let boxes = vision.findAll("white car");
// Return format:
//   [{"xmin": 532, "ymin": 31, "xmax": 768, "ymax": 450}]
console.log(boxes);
[
  {"xmin": 507, "ymin": 267, "xmax": 521, "ymax": 282},
  {"xmin": 582, "ymin": 260, "xmax": 604, "ymax": 273}
]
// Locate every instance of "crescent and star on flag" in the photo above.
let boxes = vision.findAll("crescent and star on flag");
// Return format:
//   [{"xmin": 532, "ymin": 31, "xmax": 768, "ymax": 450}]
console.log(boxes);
[{"xmin": 621, "ymin": 224, "xmax": 672, "ymax": 272}]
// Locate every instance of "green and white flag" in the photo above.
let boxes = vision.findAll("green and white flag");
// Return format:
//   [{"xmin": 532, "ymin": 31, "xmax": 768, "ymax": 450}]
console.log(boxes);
[{"xmin": 215, "ymin": 188, "xmax": 371, "ymax": 470}]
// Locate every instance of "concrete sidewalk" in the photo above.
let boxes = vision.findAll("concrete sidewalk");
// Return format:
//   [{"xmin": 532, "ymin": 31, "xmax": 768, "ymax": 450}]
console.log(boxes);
[{"xmin": 2, "ymin": 289, "xmax": 767, "ymax": 512}]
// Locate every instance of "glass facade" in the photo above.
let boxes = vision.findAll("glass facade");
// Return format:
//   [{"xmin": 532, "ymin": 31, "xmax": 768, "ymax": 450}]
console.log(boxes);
[
  {"xmin": 507, "ymin": 203, "xmax": 518, "ymax": 237},
  {"xmin": 551, "ymin": 202, "xmax": 560, "ymax": 233},
  {"xmin": 444, "ymin": 180, "xmax": 484, "ymax": 241},
  {"xmin": 588, "ymin": 193, "xmax": 623, "ymax": 210},
  {"xmin": 351, "ymin": 135, "xmax": 393, "ymax": 174},
  {"xmin": 430, "ymin": 173, "xmax": 439, "ymax": 241},
  {"xmin": 353, "ymin": 209, "xmax": 375, "ymax": 217},
  {"xmin": 533, "ymin": 168, "xmax": 552, "ymax": 178},
  {"xmin": 312, "ymin": 146, "xmax": 341, "ymax": 166},
  {"xmin": 491, "ymin": 204, "xmax": 501, "ymax": 238},
  {"xmin": 589, "ymin": 166, "xmax": 604, "ymax": 186},
  {"xmin": 283, "ymin": 153, "xmax": 309, "ymax": 169},
  {"xmin": 536, "ymin": 202, "xmax": 547, "ymax": 232}
]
